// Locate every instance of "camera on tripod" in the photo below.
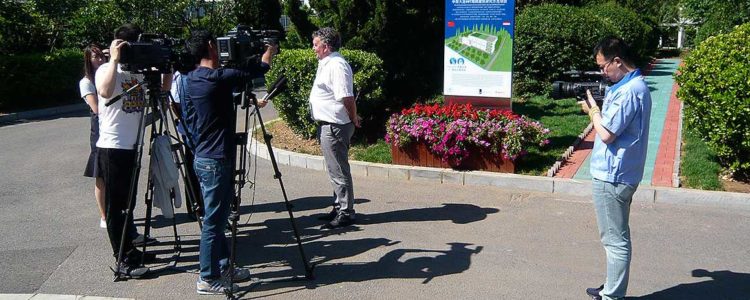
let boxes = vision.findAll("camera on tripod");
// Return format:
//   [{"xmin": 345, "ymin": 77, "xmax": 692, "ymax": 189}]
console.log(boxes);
[
  {"xmin": 120, "ymin": 33, "xmax": 194, "ymax": 74},
  {"xmin": 550, "ymin": 70, "xmax": 610, "ymax": 106},
  {"xmin": 216, "ymin": 25, "xmax": 281, "ymax": 66}
]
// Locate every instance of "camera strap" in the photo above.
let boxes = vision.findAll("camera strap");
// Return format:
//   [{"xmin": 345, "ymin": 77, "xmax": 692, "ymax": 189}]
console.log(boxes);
[{"xmin": 178, "ymin": 74, "xmax": 197, "ymax": 150}]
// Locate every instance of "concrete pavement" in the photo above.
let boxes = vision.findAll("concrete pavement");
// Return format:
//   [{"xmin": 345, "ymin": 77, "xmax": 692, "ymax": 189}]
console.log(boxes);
[{"xmin": 1, "ymin": 108, "xmax": 749, "ymax": 299}]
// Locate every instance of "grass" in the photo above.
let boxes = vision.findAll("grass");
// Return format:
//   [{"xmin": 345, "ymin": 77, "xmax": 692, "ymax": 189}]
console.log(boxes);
[
  {"xmin": 350, "ymin": 139, "xmax": 392, "ymax": 164},
  {"xmin": 349, "ymin": 95, "xmax": 590, "ymax": 175},
  {"xmin": 512, "ymin": 96, "xmax": 591, "ymax": 175},
  {"xmin": 680, "ymin": 127, "xmax": 723, "ymax": 190}
]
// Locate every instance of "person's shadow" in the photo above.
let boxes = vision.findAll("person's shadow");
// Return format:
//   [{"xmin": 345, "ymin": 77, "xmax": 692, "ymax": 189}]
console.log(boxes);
[
  {"xmin": 243, "ymin": 242, "xmax": 483, "ymax": 296},
  {"xmin": 629, "ymin": 269, "xmax": 750, "ymax": 299},
  {"xmin": 355, "ymin": 203, "xmax": 500, "ymax": 225}
]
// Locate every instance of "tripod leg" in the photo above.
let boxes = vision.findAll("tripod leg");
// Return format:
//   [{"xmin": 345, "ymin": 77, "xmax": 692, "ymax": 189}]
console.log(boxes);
[
  {"xmin": 253, "ymin": 103, "xmax": 315, "ymax": 279},
  {"xmin": 140, "ymin": 170, "xmax": 155, "ymax": 265},
  {"xmin": 113, "ymin": 103, "xmax": 151, "ymax": 281},
  {"xmin": 169, "ymin": 188, "xmax": 182, "ymax": 263}
]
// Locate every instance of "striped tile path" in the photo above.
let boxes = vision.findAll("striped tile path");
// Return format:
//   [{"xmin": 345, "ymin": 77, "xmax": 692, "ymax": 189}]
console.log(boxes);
[{"xmin": 556, "ymin": 59, "xmax": 682, "ymax": 187}]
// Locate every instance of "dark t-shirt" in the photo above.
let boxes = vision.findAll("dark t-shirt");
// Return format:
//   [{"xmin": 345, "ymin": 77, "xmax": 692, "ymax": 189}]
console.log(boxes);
[{"xmin": 183, "ymin": 64, "xmax": 268, "ymax": 159}]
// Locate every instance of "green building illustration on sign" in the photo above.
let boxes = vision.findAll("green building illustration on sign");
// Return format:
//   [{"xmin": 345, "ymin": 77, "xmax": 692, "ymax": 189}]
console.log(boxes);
[{"xmin": 446, "ymin": 24, "xmax": 513, "ymax": 72}]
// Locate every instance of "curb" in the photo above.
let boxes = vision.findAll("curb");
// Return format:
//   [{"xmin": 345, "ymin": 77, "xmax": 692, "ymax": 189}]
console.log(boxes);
[
  {"xmin": 248, "ymin": 119, "xmax": 750, "ymax": 211},
  {"xmin": 0, "ymin": 103, "xmax": 88, "ymax": 125},
  {"xmin": 0, "ymin": 294, "xmax": 134, "ymax": 300}
]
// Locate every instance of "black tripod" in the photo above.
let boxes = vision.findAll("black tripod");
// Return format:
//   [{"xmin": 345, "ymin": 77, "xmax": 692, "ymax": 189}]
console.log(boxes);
[
  {"xmin": 224, "ymin": 76, "xmax": 313, "ymax": 299},
  {"xmin": 106, "ymin": 71, "xmax": 200, "ymax": 281}
]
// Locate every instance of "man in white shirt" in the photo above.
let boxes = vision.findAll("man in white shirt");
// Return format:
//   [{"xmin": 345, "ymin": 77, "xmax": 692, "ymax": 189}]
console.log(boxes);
[
  {"xmin": 95, "ymin": 23, "xmax": 156, "ymax": 278},
  {"xmin": 309, "ymin": 27, "xmax": 359, "ymax": 229}
]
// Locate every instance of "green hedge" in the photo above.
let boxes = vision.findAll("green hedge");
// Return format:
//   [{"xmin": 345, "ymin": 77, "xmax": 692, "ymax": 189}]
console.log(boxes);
[
  {"xmin": 513, "ymin": 4, "xmax": 615, "ymax": 95},
  {"xmin": 675, "ymin": 23, "xmax": 750, "ymax": 178},
  {"xmin": 265, "ymin": 48, "xmax": 386, "ymax": 139},
  {"xmin": 513, "ymin": 3, "xmax": 658, "ymax": 96},
  {"xmin": 0, "ymin": 48, "xmax": 82, "ymax": 112},
  {"xmin": 585, "ymin": 2, "xmax": 658, "ymax": 67}
]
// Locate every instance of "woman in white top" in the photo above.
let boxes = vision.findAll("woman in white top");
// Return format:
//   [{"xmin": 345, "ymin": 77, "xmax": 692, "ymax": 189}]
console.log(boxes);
[{"xmin": 79, "ymin": 43, "xmax": 107, "ymax": 228}]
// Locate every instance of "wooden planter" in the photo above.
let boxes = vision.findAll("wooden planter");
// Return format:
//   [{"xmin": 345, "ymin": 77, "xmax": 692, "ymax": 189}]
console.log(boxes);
[{"xmin": 390, "ymin": 143, "xmax": 514, "ymax": 173}]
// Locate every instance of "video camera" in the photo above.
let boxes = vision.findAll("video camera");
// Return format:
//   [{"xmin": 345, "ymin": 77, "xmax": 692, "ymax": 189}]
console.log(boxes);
[
  {"xmin": 120, "ymin": 33, "xmax": 195, "ymax": 74},
  {"xmin": 550, "ymin": 70, "xmax": 610, "ymax": 106},
  {"xmin": 216, "ymin": 25, "xmax": 281, "ymax": 66}
]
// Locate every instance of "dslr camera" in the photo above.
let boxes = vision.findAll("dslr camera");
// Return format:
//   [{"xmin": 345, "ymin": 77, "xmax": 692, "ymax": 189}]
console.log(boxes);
[
  {"xmin": 216, "ymin": 25, "xmax": 281, "ymax": 66},
  {"xmin": 550, "ymin": 70, "xmax": 610, "ymax": 106},
  {"xmin": 120, "ymin": 33, "xmax": 194, "ymax": 74}
]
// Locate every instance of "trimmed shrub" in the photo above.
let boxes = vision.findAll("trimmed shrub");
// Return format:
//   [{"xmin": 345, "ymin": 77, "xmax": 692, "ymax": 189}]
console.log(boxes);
[
  {"xmin": 265, "ymin": 49, "xmax": 386, "ymax": 140},
  {"xmin": 513, "ymin": 3, "xmax": 659, "ymax": 96},
  {"xmin": 513, "ymin": 4, "xmax": 616, "ymax": 96},
  {"xmin": 0, "ymin": 48, "xmax": 82, "ymax": 112},
  {"xmin": 675, "ymin": 23, "xmax": 750, "ymax": 178}
]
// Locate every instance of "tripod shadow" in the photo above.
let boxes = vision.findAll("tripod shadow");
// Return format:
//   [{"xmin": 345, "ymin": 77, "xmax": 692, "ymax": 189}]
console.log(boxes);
[
  {"xmin": 233, "ymin": 237, "xmax": 400, "ymax": 270},
  {"xmin": 246, "ymin": 242, "xmax": 483, "ymax": 295},
  {"xmin": 245, "ymin": 202, "xmax": 499, "ymax": 246},
  {"xmin": 628, "ymin": 269, "xmax": 750, "ymax": 300},
  {"xmin": 239, "ymin": 196, "xmax": 371, "ymax": 215},
  {"xmin": 134, "ymin": 212, "xmax": 202, "ymax": 229}
]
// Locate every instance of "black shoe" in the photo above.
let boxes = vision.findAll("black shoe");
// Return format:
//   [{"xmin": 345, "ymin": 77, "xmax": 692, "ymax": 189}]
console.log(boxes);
[
  {"xmin": 586, "ymin": 284, "xmax": 603, "ymax": 300},
  {"xmin": 132, "ymin": 234, "xmax": 158, "ymax": 247},
  {"xmin": 318, "ymin": 208, "xmax": 339, "ymax": 221},
  {"xmin": 323, "ymin": 213, "xmax": 354, "ymax": 229},
  {"xmin": 127, "ymin": 249, "xmax": 157, "ymax": 264},
  {"xmin": 112, "ymin": 262, "xmax": 149, "ymax": 280}
]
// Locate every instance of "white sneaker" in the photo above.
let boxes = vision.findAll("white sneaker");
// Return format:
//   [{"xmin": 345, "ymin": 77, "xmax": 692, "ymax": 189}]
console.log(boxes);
[
  {"xmin": 196, "ymin": 278, "xmax": 238, "ymax": 295},
  {"xmin": 100, "ymin": 218, "xmax": 107, "ymax": 229}
]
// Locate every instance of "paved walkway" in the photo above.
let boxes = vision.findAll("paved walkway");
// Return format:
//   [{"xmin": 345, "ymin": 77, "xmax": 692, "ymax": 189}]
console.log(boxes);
[
  {"xmin": 555, "ymin": 59, "xmax": 683, "ymax": 187},
  {"xmin": 2, "ymin": 112, "xmax": 750, "ymax": 299},
  {"xmin": 2, "ymin": 79, "xmax": 749, "ymax": 300}
]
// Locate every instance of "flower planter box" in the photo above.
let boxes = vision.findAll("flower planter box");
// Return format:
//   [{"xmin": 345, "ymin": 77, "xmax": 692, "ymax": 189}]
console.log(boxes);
[{"xmin": 390, "ymin": 143, "xmax": 514, "ymax": 173}]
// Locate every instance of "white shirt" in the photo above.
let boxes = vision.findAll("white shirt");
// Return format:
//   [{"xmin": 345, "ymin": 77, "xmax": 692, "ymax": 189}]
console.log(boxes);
[
  {"xmin": 170, "ymin": 71, "xmax": 182, "ymax": 103},
  {"xmin": 309, "ymin": 52, "xmax": 354, "ymax": 124},
  {"xmin": 95, "ymin": 63, "xmax": 146, "ymax": 150},
  {"xmin": 79, "ymin": 77, "xmax": 96, "ymax": 99}
]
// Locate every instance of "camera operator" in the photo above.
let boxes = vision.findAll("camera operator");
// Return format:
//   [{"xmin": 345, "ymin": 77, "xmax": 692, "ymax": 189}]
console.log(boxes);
[
  {"xmin": 580, "ymin": 37, "xmax": 652, "ymax": 300},
  {"xmin": 182, "ymin": 29, "xmax": 277, "ymax": 295},
  {"xmin": 95, "ymin": 23, "xmax": 158, "ymax": 278}
]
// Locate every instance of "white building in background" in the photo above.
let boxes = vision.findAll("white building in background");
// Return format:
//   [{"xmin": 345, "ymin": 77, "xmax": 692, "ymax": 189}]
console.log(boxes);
[{"xmin": 460, "ymin": 32, "xmax": 497, "ymax": 54}]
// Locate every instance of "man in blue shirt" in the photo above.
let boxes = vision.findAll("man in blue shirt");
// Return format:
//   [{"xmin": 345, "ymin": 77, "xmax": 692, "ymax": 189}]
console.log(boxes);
[
  {"xmin": 183, "ymin": 29, "xmax": 277, "ymax": 295},
  {"xmin": 580, "ymin": 37, "xmax": 651, "ymax": 300}
]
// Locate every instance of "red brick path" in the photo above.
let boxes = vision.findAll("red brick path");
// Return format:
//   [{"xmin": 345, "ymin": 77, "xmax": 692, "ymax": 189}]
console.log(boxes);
[
  {"xmin": 651, "ymin": 82, "xmax": 682, "ymax": 187},
  {"xmin": 554, "ymin": 131, "xmax": 595, "ymax": 178}
]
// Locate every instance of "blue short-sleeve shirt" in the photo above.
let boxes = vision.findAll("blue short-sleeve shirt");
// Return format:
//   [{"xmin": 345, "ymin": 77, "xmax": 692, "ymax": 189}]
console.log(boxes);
[{"xmin": 590, "ymin": 69, "xmax": 652, "ymax": 185}]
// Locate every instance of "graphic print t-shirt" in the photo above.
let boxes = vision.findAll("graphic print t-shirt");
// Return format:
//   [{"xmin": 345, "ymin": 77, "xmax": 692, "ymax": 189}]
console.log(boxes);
[{"xmin": 95, "ymin": 63, "xmax": 146, "ymax": 150}]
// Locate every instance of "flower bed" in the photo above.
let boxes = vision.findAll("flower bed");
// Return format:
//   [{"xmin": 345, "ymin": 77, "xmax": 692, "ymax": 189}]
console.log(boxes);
[{"xmin": 385, "ymin": 103, "xmax": 550, "ymax": 170}]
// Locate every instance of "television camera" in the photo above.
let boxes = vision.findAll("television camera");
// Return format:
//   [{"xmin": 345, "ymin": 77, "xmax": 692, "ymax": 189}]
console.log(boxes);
[
  {"xmin": 550, "ymin": 70, "xmax": 610, "ymax": 107},
  {"xmin": 120, "ymin": 33, "xmax": 195, "ymax": 74},
  {"xmin": 216, "ymin": 25, "xmax": 281, "ymax": 67}
]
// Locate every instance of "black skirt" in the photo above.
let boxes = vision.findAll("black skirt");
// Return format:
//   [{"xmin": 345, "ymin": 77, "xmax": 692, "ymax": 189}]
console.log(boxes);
[{"xmin": 83, "ymin": 113, "xmax": 102, "ymax": 178}]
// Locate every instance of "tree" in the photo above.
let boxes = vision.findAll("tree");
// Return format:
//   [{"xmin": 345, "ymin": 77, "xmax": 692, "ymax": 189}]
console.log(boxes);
[
  {"xmin": 236, "ymin": 0, "xmax": 283, "ymax": 32},
  {"xmin": 282, "ymin": 0, "xmax": 316, "ymax": 45},
  {"xmin": 293, "ymin": 0, "xmax": 444, "ymax": 105},
  {"xmin": 0, "ymin": 0, "xmax": 50, "ymax": 54},
  {"xmin": 681, "ymin": 0, "xmax": 750, "ymax": 44},
  {"xmin": 64, "ymin": 0, "xmax": 125, "ymax": 48}
]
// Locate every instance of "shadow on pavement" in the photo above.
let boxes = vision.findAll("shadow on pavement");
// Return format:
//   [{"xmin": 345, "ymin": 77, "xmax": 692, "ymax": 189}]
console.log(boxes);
[
  {"xmin": 0, "ymin": 110, "xmax": 89, "ymax": 127},
  {"xmin": 628, "ymin": 269, "xmax": 750, "ymax": 300},
  {"xmin": 241, "ymin": 242, "xmax": 483, "ymax": 297},
  {"xmin": 128, "ymin": 198, "xmax": 498, "ymax": 294},
  {"xmin": 355, "ymin": 203, "xmax": 500, "ymax": 225}
]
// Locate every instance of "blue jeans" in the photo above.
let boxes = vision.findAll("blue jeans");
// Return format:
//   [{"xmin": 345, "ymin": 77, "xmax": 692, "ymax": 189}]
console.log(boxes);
[
  {"xmin": 592, "ymin": 178, "xmax": 637, "ymax": 300},
  {"xmin": 194, "ymin": 157, "xmax": 232, "ymax": 280}
]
